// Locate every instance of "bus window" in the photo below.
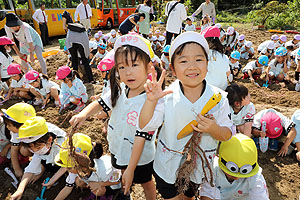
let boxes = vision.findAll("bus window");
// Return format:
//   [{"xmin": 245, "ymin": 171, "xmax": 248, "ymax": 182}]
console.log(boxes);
[
  {"xmin": 33, "ymin": 0, "xmax": 60, "ymax": 9},
  {"xmin": 111, "ymin": 0, "xmax": 117, "ymax": 8},
  {"xmin": 0, "ymin": 0, "xmax": 12, "ymax": 9},
  {"xmin": 97, "ymin": 0, "xmax": 102, "ymax": 10},
  {"xmin": 103, "ymin": 0, "xmax": 111, "ymax": 8},
  {"xmin": 118, "ymin": 0, "xmax": 126, "ymax": 8}
]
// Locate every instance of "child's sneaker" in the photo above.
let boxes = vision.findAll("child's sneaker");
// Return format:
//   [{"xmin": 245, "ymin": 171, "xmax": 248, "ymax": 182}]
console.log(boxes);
[
  {"xmin": 268, "ymin": 138, "xmax": 279, "ymax": 151},
  {"xmin": 33, "ymin": 98, "xmax": 43, "ymax": 106},
  {"xmin": 295, "ymin": 82, "xmax": 300, "ymax": 92},
  {"xmin": 252, "ymin": 137, "xmax": 259, "ymax": 149},
  {"xmin": 74, "ymin": 103, "xmax": 86, "ymax": 113}
]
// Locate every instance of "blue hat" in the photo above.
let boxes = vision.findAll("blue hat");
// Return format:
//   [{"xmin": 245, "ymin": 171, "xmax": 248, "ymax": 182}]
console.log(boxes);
[
  {"xmin": 163, "ymin": 45, "xmax": 171, "ymax": 53},
  {"xmin": 230, "ymin": 51, "xmax": 240, "ymax": 60},
  {"xmin": 258, "ymin": 55, "xmax": 269, "ymax": 66},
  {"xmin": 275, "ymin": 47, "xmax": 287, "ymax": 56},
  {"xmin": 98, "ymin": 43, "xmax": 107, "ymax": 50}
]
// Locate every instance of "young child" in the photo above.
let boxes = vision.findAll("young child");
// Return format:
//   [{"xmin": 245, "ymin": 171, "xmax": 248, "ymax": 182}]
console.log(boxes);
[
  {"xmin": 151, "ymin": 36, "xmax": 162, "ymax": 55},
  {"xmin": 229, "ymin": 51, "xmax": 242, "ymax": 79},
  {"xmin": 276, "ymin": 35, "xmax": 287, "ymax": 48},
  {"xmin": 2, "ymin": 103, "xmax": 36, "ymax": 178},
  {"xmin": 199, "ymin": 134, "xmax": 269, "ymax": 199},
  {"xmin": 0, "ymin": 36, "xmax": 14, "ymax": 94},
  {"xmin": 161, "ymin": 45, "xmax": 170, "ymax": 70},
  {"xmin": 25, "ymin": 70, "xmax": 60, "ymax": 107},
  {"xmin": 201, "ymin": 14, "xmax": 211, "ymax": 32},
  {"xmin": 56, "ymin": 66, "xmax": 88, "ymax": 113},
  {"xmin": 184, "ymin": 16, "xmax": 196, "ymax": 32},
  {"xmin": 138, "ymin": 31, "xmax": 233, "ymax": 199},
  {"xmin": 158, "ymin": 35, "xmax": 166, "ymax": 47},
  {"xmin": 271, "ymin": 34, "xmax": 279, "ymax": 42},
  {"xmin": 252, "ymin": 109, "xmax": 297, "ymax": 156},
  {"xmin": 108, "ymin": 29, "xmax": 118, "ymax": 49},
  {"xmin": 240, "ymin": 41, "xmax": 254, "ymax": 60},
  {"xmin": 89, "ymin": 33, "xmax": 99, "ymax": 59},
  {"xmin": 225, "ymin": 84, "xmax": 255, "ymax": 137},
  {"xmin": 147, "ymin": 31, "xmax": 154, "ymax": 41},
  {"xmin": 5, "ymin": 64, "xmax": 31, "ymax": 102},
  {"xmin": 242, "ymin": 55, "xmax": 269, "ymax": 83},
  {"xmin": 97, "ymin": 54, "xmax": 114, "ymax": 96},
  {"xmin": 90, "ymin": 43, "xmax": 108, "ymax": 66},
  {"xmin": 258, "ymin": 40, "xmax": 275, "ymax": 59},
  {"xmin": 285, "ymin": 34, "xmax": 300, "ymax": 50},
  {"xmin": 155, "ymin": 29, "xmax": 161, "ymax": 39},
  {"xmin": 236, "ymin": 34, "xmax": 245, "ymax": 50},
  {"xmin": 70, "ymin": 34, "xmax": 162, "ymax": 200},
  {"xmin": 0, "ymin": 115, "xmax": 11, "ymax": 165},
  {"xmin": 216, "ymin": 23, "xmax": 226, "ymax": 46},
  {"xmin": 224, "ymin": 26, "xmax": 239, "ymax": 55},
  {"xmin": 10, "ymin": 116, "xmax": 66, "ymax": 200},
  {"xmin": 48, "ymin": 133, "xmax": 121, "ymax": 200},
  {"xmin": 266, "ymin": 47, "xmax": 290, "ymax": 83},
  {"xmin": 291, "ymin": 110, "xmax": 300, "ymax": 161},
  {"xmin": 295, "ymin": 49, "xmax": 300, "ymax": 91},
  {"xmin": 202, "ymin": 26, "xmax": 231, "ymax": 90}
]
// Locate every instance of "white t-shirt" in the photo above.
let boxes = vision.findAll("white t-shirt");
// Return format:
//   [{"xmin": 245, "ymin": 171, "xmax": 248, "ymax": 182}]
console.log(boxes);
[
  {"xmin": 242, "ymin": 61, "xmax": 264, "ymax": 73},
  {"xmin": 291, "ymin": 110, "xmax": 300, "ymax": 144},
  {"xmin": 184, "ymin": 24, "xmax": 196, "ymax": 32},
  {"xmin": 10, "ymin": 76, "xmax": 28, "ymax": 88},
  {"xmin": 165, "ymin": 1, "xmax": 187, "ymax": 34},
  {"xmin": 294, "ymin": 48, "xmax": 300, "ymax": 65},
  {"xmin": 268, "ymin": 59, "xmax": 291, "ymax": 76},
  {"xmin": 24, "ymin": 123, "xmax": 66, "ymax": 174},
  {"xmin": 240, "ymin": 46, "xmax": 254, "ymax": 59},
  {"xmin": 229, "ymin": 60, "xmax": 240, "ymax": 70},
  {"xmin": 31, "ymin": 77, "xmax": 60, "ymax": 97},
  {"xmin": 225, "ymin": 31, "xmax": 239, "ymax": 48},
  {"xmin": 237, "ymin": 40, "xmax": 245, "ymax": 48},
  {"xmin": 108, "ymin": 36, "xmax": 118, "ymax": 44},
  {"xmin": 160, "ymin": 54, "xmax": 170, "ymax": 69},
  {"xmin": 0, "ymin": 52, "xmax": 13, "ymax": 79},
  {"xmin": 201, "ymin": 23, "xmax": 211, "ymax": 32},
  {"xmin": 285, "ymin": 40, "xmax": 296, "ymax": 48},
  {"xmin": 205, "ymin": 50, "xmax": 230, "ymax": 90},
  {"xmin": 252, "ymin": 109, "xmax": 294, "ymax": 133},
  {"xmin": 139, "ymin": 80, "xmax": 233, "ymax": 184},
  {"xmin": 199, "ymin": 157, "xmax": 269, "ymax": 200},
  {"xmin": 95, "ymin": 51, "xmax": 108, "ymax": 60},
  {"xmin": 66, "ymin": 155, "xmax": 121, "ymax": 189},
  {"xmin": 275, "ymin": 41, "xmax": 285, "ymax": 48},
  {"xmin": 231, "ymin": 102, "xmax": 255, "ymax": 126},
  {"xmin": 258, "ymin": 40, "xmax": 274, "ymax": 54},
  {"xmin": 99, "ymin": 83, "xmax": 162, "ymax": 166}
]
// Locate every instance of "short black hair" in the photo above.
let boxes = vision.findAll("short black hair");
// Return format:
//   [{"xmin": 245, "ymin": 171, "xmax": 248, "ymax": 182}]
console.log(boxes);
[
  {"xmin": 225, "ymin": 83, "xmax": 249, "ymax": 108},
  {"xmin": 23, "ymin": 132, "xmax": 57, "ymax": 148},
  {"xmin": 3, "ymin": 115, "xmax": 23, "ymax": 129},
  {"xmin": 40, "ymin": 2, "xmax": 45, "ymax": 7},
  {"xmin": 139, "ymin": 13, "xmax": 146, "ymax": 18}
]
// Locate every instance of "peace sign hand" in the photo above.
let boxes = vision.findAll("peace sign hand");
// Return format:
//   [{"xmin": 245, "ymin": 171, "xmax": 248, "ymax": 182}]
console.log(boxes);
[{"xmin": 144, "ymin": 66, "xmax": 173, "ymax": 102}]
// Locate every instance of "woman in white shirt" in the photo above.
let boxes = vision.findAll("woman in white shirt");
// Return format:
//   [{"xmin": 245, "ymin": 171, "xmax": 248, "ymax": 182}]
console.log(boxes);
[{"xmin": 136, "ymin": 0, "xmax": 154, "ymax": 38}]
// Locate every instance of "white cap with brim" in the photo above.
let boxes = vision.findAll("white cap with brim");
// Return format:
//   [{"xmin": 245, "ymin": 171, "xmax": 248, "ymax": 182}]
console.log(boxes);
[{"xmin": 169, "ymin": 31, "xmax": 209, "ymax": 61}]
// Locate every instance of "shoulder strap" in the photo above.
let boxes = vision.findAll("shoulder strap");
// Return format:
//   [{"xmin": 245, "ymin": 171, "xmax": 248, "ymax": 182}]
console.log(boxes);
[{"xmin": 168, "ymin": 2, "xmax": 179, "ymax": 16}]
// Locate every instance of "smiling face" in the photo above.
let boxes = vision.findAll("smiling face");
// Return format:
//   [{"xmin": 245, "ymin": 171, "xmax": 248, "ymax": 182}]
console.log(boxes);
[
  {"xmin": 116, "ymin": 50, "xmax": 149, "ymax": 92},
  {"xmin": 172, "ymin": 43, "xmax": 208, "ymax": 89}
]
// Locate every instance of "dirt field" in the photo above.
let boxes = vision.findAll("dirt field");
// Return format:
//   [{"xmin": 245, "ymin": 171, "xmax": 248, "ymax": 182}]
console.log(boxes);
[{"xmin": 1, "ymin": 25, "xmax": 300, "ymax": 200}]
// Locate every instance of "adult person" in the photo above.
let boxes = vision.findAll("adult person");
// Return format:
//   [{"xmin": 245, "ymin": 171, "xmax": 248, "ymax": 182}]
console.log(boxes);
[
  {"xmin": 164, "ymin": 0, "xmax": 187, "ymax": 45},
  {"xmin": 136, "ymin": 0, "xmax": 153, "ymax": 38},
  {"xmin": 5, "ymin": 13, "xmax": 47, "ymax": 74},
  {"xmin": 74, "ymin": 0, "xmax": 92, "ymax": 30},
  {"xmin": 192, "ymin": 0, "xmax": 216, "ymax": 24},
  {"xmin": 62, "ymin": 11, "xmax": 95, "ymax": 84},
  {"xmin": 119, "ymin": 13, "xmax": 145, "ymax": 35},
  {"xmin": 32, "ymin": 2, "xmax": 50, "ymax": 46}
]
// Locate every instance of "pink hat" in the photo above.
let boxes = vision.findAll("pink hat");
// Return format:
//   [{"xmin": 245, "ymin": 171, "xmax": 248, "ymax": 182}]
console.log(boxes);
[
  {"xmin": 0, "ymin": 36, "xmax": 14, "ymax": 45},
  {"xmin": 97, "ymin": 58, "xmax": 114, "ymax": 71},
  {"xmin": 201, "ymin": 26, "xmax": 220, "ymax": 38},
  {"xmin": 25, "ymin": 70, "xmax": 39, "ymax": 83},
  {"xmin": 226, "ymin": 26, "xmax": 234, "ymax": 35},
  {"xmin": 261, "ymin": 112, "xmax": 283, "ymax": 138},
  {"xmin": 294, "ymin": 34, "xmax": 300, "ymax": 40},
  {"xmin": 56, "ymin": 66, "xmax": 71, "ymax": 80},
  {"xmin": 7, "ymin": 63, "xmax": 21, "ymax": 75},
  {"xmin": 271, "ymin": 34, "xmax": 279, "ymax": 41},
  {"xmin": 279, "ymin": 35, "xmax": 287, "ymax": 42},
  {"xmin": 239, "ymin": 34, "xmax": 245, "ymax": 40}
]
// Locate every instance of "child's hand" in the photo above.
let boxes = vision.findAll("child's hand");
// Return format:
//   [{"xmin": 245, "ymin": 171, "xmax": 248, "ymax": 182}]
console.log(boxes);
[
  {"xmin": 191, "ymin": 114, "xmax": 218, "ymax": 134},
  {"xmin": 122, "ymin": 168, "xmax": 134, "ymax": 195},
  {"xmin": 10, "ymin": 189, "xmax": 23, "ymax": 200},
  {"xmin": 296, "ymin": 151, "xmax": 300, "ymax": 161},
  {"xmin": 90, "ymin": 95, "xmax": 100, "ymax": 101},
  {"xmin": 260, "ymin": 130, "xmax": 266, "ymax": 138},
  {"xmin": 42, "ymin": 180, "xmax": 53, "ymax": 189},
  {"xmin": 144, "ymin": 66, "xmax": 172, "ymax": 102},
  {"xmin": 250, "ymin": 77, "xmax": 255, "ymax": 83},
  {"xmin": 88, "ymin": 182, "xmax": 102, "ymax": 195},
  {"xmin": 278, "ymin": 144, "xmax": 289, "ymax": 157},
  {"xmin": 69, "ymin": 113, "xmax": 87, "ymax": 128}
]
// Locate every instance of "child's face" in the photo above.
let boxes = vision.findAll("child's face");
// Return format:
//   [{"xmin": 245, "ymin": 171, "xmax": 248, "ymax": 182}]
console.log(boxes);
[
  {"xmin": 149, "ymin": 33, "xmax": 153, "ymax": 38},
  {"xmin": 187, "ymin": 20, "xmax": 192, "ymax": 25},
  {"xmin": 155, "ymin": 33, "xmax": 160, "ymax": 37},
  {"xmin": 241, "ymin": 93, "xmax": 251, "ymax": 106},
  {"xmin": 29, "ymin": 137, "xmax": 52, "ymax": 154},
  {"xmin": 98, "ymin": 48, "xmax": 105, "ymax": 54},
  {"xmin": 173, "ymin": 43, "xmax": 208, "ymax": 88},
  {"xmin": 116, "ymin": 53, "xmax": 148, "ymax": 91},
  {"xmin": 95, "ymin": 38, "xmax": 100, "ymax": 42},
  {"xmin": 230, "ymin": 57, "xmax": 238, "ymax": 64},
  {"xmin": 6, "ymin": 122, "xmax": 19, "ymax": 133},
  {"xmin": 112, "ymin": 34, "xmax": 116, "ymax": 38},
  {"xmin": 279, "ymin": 39, "xmax": 284, "ymax": 44},
  {"xmin": 30, "ymin": 79, "xmax": 40, "ymax": 88},
  {"xmin": 239, "ymin": 39, "xmax": 244, "ymax": 43},
  {"xmin": 11, "ymin": 74, "xmax": 20, "ymax": 81},
  {"xmin": 4, "ymin": 45, "xmax": 12, "ymax": 52},
  {"xmin": 224, "ymin": 171, "xmax": 240, "ymax": 182},
  {"xmin": 276, "ymin": 56, "xmax": 284, "ymax": 63}
]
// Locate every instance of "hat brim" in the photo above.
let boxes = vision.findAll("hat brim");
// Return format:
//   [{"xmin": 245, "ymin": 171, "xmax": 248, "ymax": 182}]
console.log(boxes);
[
  {"xmin": 1, "ymin": 109, "xmax": 18, "ymax": 123},
  {"xmin": 17, "ymin": 133, "xmax": 45, "ymax": 143},
  {"xmin": 6, "ymin": 19, "xmax": 23, "ymax": 27},
  {"xmin": 54, "ymin": 150, "xmax": 74, "ymax": 168},
  {"xmin": 266, "ymin": 129, "xmax": 283, "ymax": 138},
  {"xmin": 218, "ymin": 158, "xmax": 260, "ymax": 178}
]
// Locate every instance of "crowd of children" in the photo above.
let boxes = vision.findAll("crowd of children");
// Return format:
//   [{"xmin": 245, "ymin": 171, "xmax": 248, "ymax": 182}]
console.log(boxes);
[{"xmin": 2, "ymin": 12, "xmax": 300, "ymax": 200}]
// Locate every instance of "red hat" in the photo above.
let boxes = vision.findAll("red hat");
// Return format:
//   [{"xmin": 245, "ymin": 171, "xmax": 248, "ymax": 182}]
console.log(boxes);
[
  {"xmin": 7, "ymin": 63, "xmax": 21, "ymax": 75},
  {"xmin": 56, "ymin": 66, "xmax": 71, "ymax": 80},
  {"xmin": 25, "ymin": 70, "xmax": 39, "ymax": 83},
  {"xmin": 97, "ymin": 58, "xmax": 114, "ymax": 72},
  {"xmin": 261, "ymin": 112, "xmax": 283, "ymax": 138},
  {"xmin": 0, "ymin": 36, "xmax": 14, "ymax": 45},
  {"xmin": 201, "ymin": 26, "xmax": 220, "ymax": 38}
]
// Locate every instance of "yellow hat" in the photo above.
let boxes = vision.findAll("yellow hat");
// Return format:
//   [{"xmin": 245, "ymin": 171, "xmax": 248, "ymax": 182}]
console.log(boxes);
[
  {"xmin": 55, "ymin": 133, "xmax": 93, "ymax": 168},
  {"xmin": 18, "ymin": 116, "xmax": 48, "ymax": 143},
  {"xmin": 2, "ymin": 103, "xmax": 36, "ymax": 123},
  {"xmin": 219, "ymin": 134, "xmax": 259, "ymax": 178},
  {"xmin": 114, "ymin": 34, "xmax": 154, "ymax": 59}
]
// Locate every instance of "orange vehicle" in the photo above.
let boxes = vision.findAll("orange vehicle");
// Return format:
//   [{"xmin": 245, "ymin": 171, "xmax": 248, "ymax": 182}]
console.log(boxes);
[{"xmin": 97, "ymin": 0, "xmax": 140, "ymax": 28}]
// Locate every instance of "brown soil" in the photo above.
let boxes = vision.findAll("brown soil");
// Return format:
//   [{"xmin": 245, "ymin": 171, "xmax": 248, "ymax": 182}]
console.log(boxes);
[{"xmin": 1, "ymin": 26, "xmax": 300, "ymax": 200}]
